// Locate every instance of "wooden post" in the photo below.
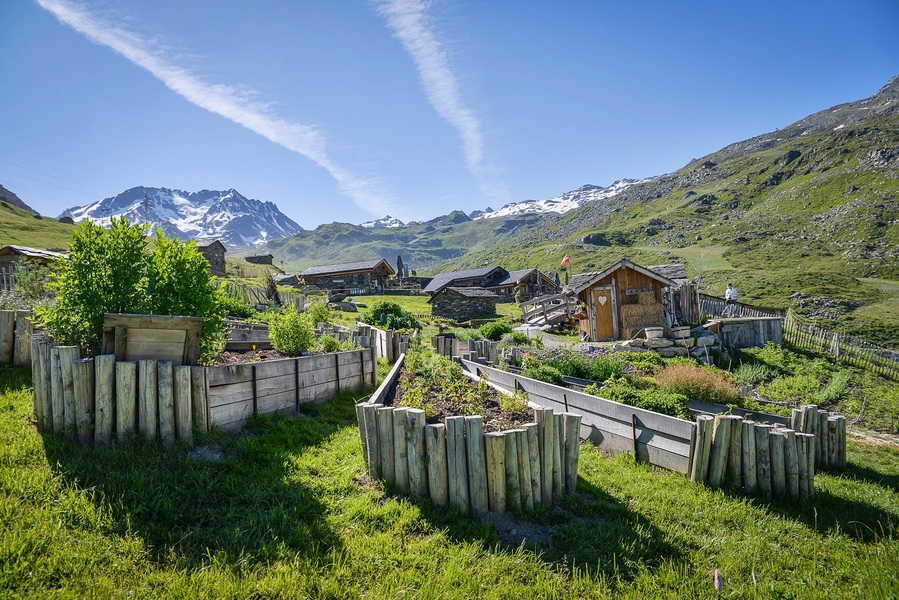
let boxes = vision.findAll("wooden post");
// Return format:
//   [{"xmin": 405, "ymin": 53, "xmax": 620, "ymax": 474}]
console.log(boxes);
[
  {"xmin": 376, "ymin": 407, "xmax": 395, "ymax": 486},
  {"xmin": 796, "ymin": 433, "xmax": 809, "ymax": 500},
  {"xmin": 73, "ymin": 358, "xmax": 94, "ymax": 446},
  {"xmin": 806, "ymin": 434, "xmax": 816, "ymax": 498},
  {"xmin": 58, "ymin": 346, "xmax": 80, "ymax": 440},
  {"xmin": 362, "ymin": 403, "xmax": 381, "ymax": 478},
  {"xmin": 355, "ymin": 402, "xmax": 368, "ymax": 462},
  {"xmin": 539, "ymin": 408, "xmax": 556, "ymax": 504},
  {"xmin": 516, "ymin": 428, "xmax": 534, "ymax": 511},
  {"xmin": 116, "ymin": 361, "xmax": 137, "ymax": 443},
  {"xmin": 817, "ymin": 411, "xmax": 830, "ymax": 467},
  {"xmin": 790, "ymin": 408, "xmax": 802, "ymax": 431},
  {"xmin": 138, "ymin": 360, "xmax": 158, "ymax": 442},
  {"xmin": 504, "ymin": 430, "xmax": 521, "ymax": 512},
  {"xmin": 425, "ymin": 424, "xmax": 448, "ymax": 507},
  {"xmin": 836, "ymin": 415, "xmax": 847, "ymax": 468},
  {"xmin": 552, "ymin": 413, "xmax": 563, "ymax": 502},
  {"xmin": 50, "ymin": 346, "xmax": 63, "ymax": 433},
  {"xmin": 30, "ymin": 335, "xmax": 43, "ymax": 428},
  {"xmin": 157, "ymin": 361, "xmax": 175, "ymax": 447},
  {"xmin": 783, "ymin": 429, "xmax": 800, "ymax": 500},
  {"xmin": 0, "ymin": 310, "xmax": 14, "ymax": 364},
  {"xmin": 466, "ymin": 416, "xmax": 489, "ymax": 516},
  {"xmin": 690, "ymin": 415, "xmax": 714, "ymax": 483},
  {"xmin": 485, "ymin": 432, "xmax": 506, "ymax": 514},
  {"xmin": 392, "ymin": 408, "xmax": 409, "ymax": 493},
  {"xmin": 727, "ymin": 415, "xmax": 743, "ymax": 487},
  {"xmin": 563, "ymin": 413, "xmax": 581, "ymax": 494},
  {"xmin": 524, "ymin": 422, "xmax": 542, "ymax": 507},
  {"xmin": 94, "ymin": 354, "xmax": 116, "ymax": 447},
  {"xmin": 827, "ymin": 417, "xmax": 839, "ymax": 468},
  {"xmin": 445, "ymin": 416, "xmax": 469, "ymax": 514},
  {"xmin": 769, "ymin": 429, "xmax": 786, "ymax": 498},
  {"xmin": 190, "ymin": 367, "xmax": 209, "ymax": 433},
  {"xmin": 13, "ymin": 310, "xmax": 33, "ymax": 367},
  {"xmin": 174, "ymin": 365, "xmax": 192, "ymax": 445},
  {"xmin": 407, "ymin": 409, "xmax": 427, "ymax": 497},
  {"xmin": 39, "ymin": 339, "xmax": 53, "ymax": 432},
  {"xmin": 755, "ymin": 424, "xmax": 772, "ymax": 499},
  {"xmin": 707, "ymin": 415, "xmax": 733, "ymax": 488},
  {"xmin": 741, "ymin": 419, "xmax": 757, "ymax": 494}
]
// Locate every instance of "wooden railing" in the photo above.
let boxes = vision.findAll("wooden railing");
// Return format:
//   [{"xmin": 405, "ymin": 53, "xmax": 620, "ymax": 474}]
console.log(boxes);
[
  {"xmin": 696, "ymin": 293, "xmax": 785, "ymax": 320},
  {"xmin": 519, "ymin": 293, "xmax": 578, "ymax": 325}
]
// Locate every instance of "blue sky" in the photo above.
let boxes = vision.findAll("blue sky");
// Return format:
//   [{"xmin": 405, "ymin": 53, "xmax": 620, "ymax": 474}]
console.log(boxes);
[{"xmin": 2, "ymin": 0, "xmax": 898, "ymax": 230}]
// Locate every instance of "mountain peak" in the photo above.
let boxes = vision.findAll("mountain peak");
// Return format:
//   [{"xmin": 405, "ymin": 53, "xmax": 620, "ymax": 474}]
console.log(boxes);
[
  {"xmin": 360, "ymin": 215, "xmax": 405, "ymax": 228},
  {"xmin": 61, "ymin": 186, "xmax": 302, "ymax": 249}
]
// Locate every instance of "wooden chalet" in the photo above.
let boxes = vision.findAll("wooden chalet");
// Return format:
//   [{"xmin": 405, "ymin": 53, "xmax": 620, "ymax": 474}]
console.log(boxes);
[
  {"xmin": 485, "ymin": 268, "xmax": 558, "ymax": 302},
  {"xmin": 422, "ymin": 266, "xmax": 506, "ymax": 294},
  {"xmin": 196, "ymin": 240, "xmax": 227, "ymax": 276},
  {"xmin": 565, "ymin": 259, "xmax": 677, "ymax": 341},
  {"xmin": 0, "ymin": 245, "xmax": 65, "ymax": 292},
  {"xmin": 300, "ymin": 259, "xmax": 396, "ymax": 293},
  {"xmin": 245, "ymin": 253, "xmax": 274, "ymax": 266}
]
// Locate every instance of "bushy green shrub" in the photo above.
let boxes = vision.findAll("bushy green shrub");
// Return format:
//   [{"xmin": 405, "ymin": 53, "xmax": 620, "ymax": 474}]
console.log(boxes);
[
  {"xmin": 499, "ymin": 390, "xmax": 530, "ymax": 414},
  {"xmin": 269, "ymin": 305, "xmax": 315, "ymax": 355},
  {"xmin": 313, "ymin": 334, "xmax": 359, "ymax": 354},
  {"xmin": 36, "ymin": 218, "xmax": 226, "ymax": 360},
  {"xmin": 479, "ymin": 321, "xmax": 512, "ymax": 341},
  {"xmin": 585, "ymin": 354, "xmax": 626, "ymax": 382},
  {"xmin": 361, "ymin": 300, "xmax": 421, "ymax": 331},
  {"xmin": 508, "ymin": 331, "xmax": 531, "ymax": 345},
  {"xmin": 308, "ymin": 299, "xmax": 333, "ymax": 327},
  {"xmin": 219, "ymin": 293, "xmax": 255, "ymax": 319},
  {"xmin": 521, "ymin": 364, "xmax": 564, "ymax": 384},
  {"xmin": 588, "ymin": 377, "xmax": 691, "ymax": 419},
  {"xmin": 452, "ymin": 328, "xmax": 483, "ymax": 341},
  {"xmin": 655, "ymin": 362, "xmax": 741, "ymax": 405}
]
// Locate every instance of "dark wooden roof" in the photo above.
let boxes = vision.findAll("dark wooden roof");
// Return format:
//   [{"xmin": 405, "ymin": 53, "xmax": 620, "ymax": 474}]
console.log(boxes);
[
  {"xmin": 422, "ymin": 266, "xmax": 506, "ymax": 293},
  {"xmin": 646, "ymin": 263, "xmax": 690, "ymax": 285},
  {"xmin": 427, "ymin": 286, "xmax": 499, "ymax": 303},
  {"xmin": 301, "ymin": 258, "xmax": 395, "ymax": 277},
  {"xmin": 564, "ymin": 258, "xmax": 677, "ymax": 295},
  {"xmin": 0, "ymin": 245, "xmax": 65, "ymax": 262}
]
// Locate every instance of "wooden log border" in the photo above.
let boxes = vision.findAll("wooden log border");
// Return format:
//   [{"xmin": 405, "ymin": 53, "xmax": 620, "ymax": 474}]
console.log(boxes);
[{"xmin": 30, "ymin": 337, "xmax": 376, "ymax": 447}]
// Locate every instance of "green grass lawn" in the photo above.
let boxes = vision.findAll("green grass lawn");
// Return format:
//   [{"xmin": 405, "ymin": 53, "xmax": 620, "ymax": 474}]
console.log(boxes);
[{"xmin": 1, "ymin": 363, "xmax": 897, "ymax": 598}]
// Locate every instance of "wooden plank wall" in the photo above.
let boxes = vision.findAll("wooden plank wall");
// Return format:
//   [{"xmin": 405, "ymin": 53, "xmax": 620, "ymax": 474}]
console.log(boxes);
[{"xmin": 460, "ymin": 359, "xmax": 695, "ymax": 475}]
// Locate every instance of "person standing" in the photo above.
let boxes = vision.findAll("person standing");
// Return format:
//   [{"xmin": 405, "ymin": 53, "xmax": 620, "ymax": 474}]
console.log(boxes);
[{"xmin": 722, "ymin": 283, "xmax": 737, "ymax": 317}]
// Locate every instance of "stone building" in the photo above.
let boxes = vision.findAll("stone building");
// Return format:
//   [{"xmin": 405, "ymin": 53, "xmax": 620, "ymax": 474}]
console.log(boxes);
[
  {"xmin": 245, "ymin": 253, "xmax": 274, "ymax": 266},
  {"xmin": 428, "ymin": 286, "xmax": 498, "ymax": 321},
  {"xmin": 300, "ymin": 259, "xmax": 395, "ymax": 293},
  {"xmin": 196, "ymin": 240, "xmax": 227, "ymax": 277}
]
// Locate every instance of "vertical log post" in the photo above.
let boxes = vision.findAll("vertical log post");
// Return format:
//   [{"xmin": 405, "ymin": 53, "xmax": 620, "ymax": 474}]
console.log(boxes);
[
  {"xmin": 465, "ymin": 416, "xmax": 489, "ymax": 516},
  {"xmin": 741, "ymin": 419, "xmax": 757, "ymax": 494},
  {"xmin": 39, "ymin": 340, "xmax": 53, "ymax": 432},
  {"xmin": 50, "ymin": 346, "xmax": 63, "ymax": 433},
  {"xmin": 524, "ymin": 422, "xmax": 542, "ymax": 507},
  {"xmin": 564, "ymin": 413, "xmax": 582, "ymax": 494},
  {"xmin": 836, "ymin": 415, "xmax": 847, "ymax": 468},
  {"xmin": 425, "ymin": 424, "xmax": 448, "ymax": 507},
  {"xmin": 754, "ymin": 424, "xmax": 773, "ymax": 499},
  {"xmin": 116, "ymin": 361, "xmax": 138, "ymax": 443},
  {"xmin": 769, "ymin": 429, "xmax": 786, "ymax": 498},
  {"xmin": 445, "ymin": 416, "xmax": 469, "ymax": 514},
  {"xmin": 539, "ymin": 408, "xmax": 555, "ymax": 504},
  {"xmin": 0, "ymin": 310, "xmax": 14, "ymax": 364},
  {"xmin": 690, "ymin": 415, "xmax": 714, "ymax": 483},
  {"xmin": 73, "ymin": 358, "xmax": 95, "ymax": 446},
  {"xmin": 392, "ymin": 408, "xmax": 409, "ymax": 493},
  {"xmin": 94, "ymin": 354, "xmax": 116, "ymax": 447},
  {"xmin": 138, "ymin": 360, "xmax": 158, "ymax": 442},
  {"xmin": 362, "ymin": 403, "xmax": 381, "ymax": 479},
  {"xmin": 783, "ymin": 429, "xmax": 800, "ymax": 500},
  {"xmin": 806, "ymin": 434, "xmax": 816, "ymax": 498},
  {"xmin": 190, "ymin": 367, "xmax": 209, "ymax": 434},
  {"xmin": 707, "ymin": 415, "xmax": 733, "ymax": 488},
  {"xmin": 355, "ymin": 402, "xmax": 368, "ymax": 462},
  {"xmin": 376, "ymin": 407, "xmax": 395, "ymax": 486},
  {"xmin": 174, "ymin": 365, "xmax": 192, "ymax": 445},
  {"xmin": 485, "ymin": 432, "xmax": 506, "ymax": 514},
  {"xmin": 552, "ymin": 413, "xmax": 564, "ymax": 503},
  {"xmin": 817, "ymin": 411, "xmax": 830, "ymax": 467},
  {"xmin": 157, "ymin": 361, "xmax": 176, "ymax": 447},
  {"xmin": 516, "ymin": 428, "xmax": 534, "ymax": 511},
  {"xmin": 30, "ymin": 335, "xmax": 45, "ymax": 429},
  {"xmin": 504, "ymin": 430, "xmax": 521, "ymax": 512},
  {"xmin": 727, "ymin": 415, "xmax": 743, "ymax": 487},
  {"xmin": 407, "ymin": 409, "xmax": 427, "ymax": 497},
  {"xmin": 827, "ymin": 417, "xmax": 839, "ymax": 468},
  {"xmin": 58, "ymin": 346, "xmax": 81, "ymax": 440},
  {"xmin": 13, "ymin": 310, "xmax": 33, "ymax": 367}
]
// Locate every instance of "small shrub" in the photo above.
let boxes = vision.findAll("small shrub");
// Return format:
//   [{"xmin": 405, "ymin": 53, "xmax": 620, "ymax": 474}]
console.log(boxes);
[
  {"xmin": 479, "ymin": 321, "xmax": 512, "ymax": 341},
  {"xmin": 591, "ymin": 376, "xmax": 691, "ymax": 419},
  {"xmin": 220, "ymin": 293, "xmax": 255, "ymax": 319},
  {"xmin": 361, "ymin": 300, "xmax": 421, "ymax": 331},
  {"xmin": 308, "ymin": 299, "xmax": 333, "ymax": 327},
  {"xmin": 655, "ymin": 363, "xmax": 741, "ymax": 405},
  {"xmin": 453, "ymin": 328, "xmax": 483, "ymax": 341},
  {"xmin": 733, "ymin": 361, "xmax": 777, "ymax": 385},
  {"xmin": 499, "ymin": 390, "xmax": 530, "ymax": 414},
  {"xmin": 508, "ymin": 331, "xmax": 531, "ymax": 345},
  {"xmin": 269, "ymin": 305, "xmax": 315, "ymax": 355},
  {"xmin": 615, "ymin": 351, "xmax": 665, "ymax": 375},
  {"xmin": 521, "ymin": 364, "xmax": 564, "ymax": 384},
  {"xmin": 585, "ymin": 354, "xmax": 626, "ymax": 383},
  {"xmin": 314, "ymin": 335, "xmax": 341, "ymax": 353}
]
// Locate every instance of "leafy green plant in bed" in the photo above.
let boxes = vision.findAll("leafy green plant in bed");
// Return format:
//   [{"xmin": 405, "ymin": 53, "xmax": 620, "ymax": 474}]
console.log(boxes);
[
  {"xmin": 521, "ymin": 364, "xmax": 564, "ymax": 384},
  {"xmin": 585, "ymin": 377, "xmax": 691, "ymax": 419},
  {"xmin": 478, "ymin": 321, "xmax": 512, "ymax": 341}
]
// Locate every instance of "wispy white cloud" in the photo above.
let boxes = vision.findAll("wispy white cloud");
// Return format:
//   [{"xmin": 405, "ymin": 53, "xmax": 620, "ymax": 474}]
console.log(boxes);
[
  {"xmin": 376, "ymin": 0, "xmax": 508, "ymax": 201},
  {"xmin": 36, "ymin": 0, "xmax": 396, "ymax": 216}
]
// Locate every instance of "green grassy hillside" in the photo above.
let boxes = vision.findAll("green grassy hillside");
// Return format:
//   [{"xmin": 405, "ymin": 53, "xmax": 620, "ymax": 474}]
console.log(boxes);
[{"xmin": 0, "ymin": 202, "xmax": 75, "ymax": 250}]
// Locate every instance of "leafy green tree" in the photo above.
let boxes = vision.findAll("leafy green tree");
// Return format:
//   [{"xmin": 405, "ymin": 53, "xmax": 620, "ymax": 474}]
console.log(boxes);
[{"xmin": 269, "ymin": 304, "xmax": 315, "ymax": 355}]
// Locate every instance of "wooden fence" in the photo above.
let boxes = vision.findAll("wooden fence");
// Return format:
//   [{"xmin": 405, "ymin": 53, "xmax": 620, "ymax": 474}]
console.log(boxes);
[
  {"xmin": 357, "ymin": 354, "xmax": 581, "ymax": 514},
  {"xmin": 784, "ymin": 310, "xmax": 899, "ymax": 381},
  {"xmin": 432, "ymin": 334, "xmax": 498, "ymax": 365},
  {"xmin": 352, "ymin": 324, "xmax": 410, "ymax": 363},
  {"xmin": 30, "ymin": 334, "xmax": 376, "ymax": 446},
  {"xmin": 0, "ymin": 309, "xmax": 33, "ymax": 367},
  {"xmin": 696, "ymin": 293, "xmax": 786, "ymax": 320},
  {"xmin": 0, "ymin": 267, "xmax": 16, "ymax": 292}
]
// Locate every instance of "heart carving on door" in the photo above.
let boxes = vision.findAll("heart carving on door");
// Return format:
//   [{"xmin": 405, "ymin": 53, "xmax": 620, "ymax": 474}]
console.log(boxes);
[{"xmin": 598, "ymin": 295, "xmax": 608, "ymax": 306}]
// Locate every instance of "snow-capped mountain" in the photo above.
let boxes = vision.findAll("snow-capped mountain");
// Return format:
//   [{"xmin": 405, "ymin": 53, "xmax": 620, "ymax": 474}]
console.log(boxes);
[
  {"xmin": 472, "ymin": 179, "xmax": 653, "ymax": 220},
  {"xmin": 360, "ymin": 215, "xmax": 405, "ymax": 228},
  {"xmin": 61, "ymin": 186, "xmax": 303, "ymax": 249}
]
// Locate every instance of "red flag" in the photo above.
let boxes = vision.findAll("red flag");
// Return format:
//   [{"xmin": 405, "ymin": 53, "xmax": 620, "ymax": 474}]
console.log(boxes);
[{"xmin": 560, "ymin": 254, "xmax": 570, "ymax": 267}]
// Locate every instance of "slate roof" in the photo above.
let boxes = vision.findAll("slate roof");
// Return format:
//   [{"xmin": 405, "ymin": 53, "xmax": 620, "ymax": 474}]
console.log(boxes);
[
  {"xmin": 645, "ymin": 264, "xmax": 690, "ymax": 285},
  {"xmin": 422, "ymin": 266, "xmax": 506, "ymax": 293},
  {"xmin": 563, "ymin": 258, "xmax": 677, "ymax": 295},
  {"xmin": 301, "ymin": 259, "xmax": 395, "ymax": 277},
  {"xmin": 0, "ymin": 245, "xmax": 66, "ymax": 262},
  {"xmin": 427, "ymin": 286, "xmax": 499, "ymax": 303},
  {"xmin": 487, "ymin": 268, "xmax": 536, "ymax": 287}
]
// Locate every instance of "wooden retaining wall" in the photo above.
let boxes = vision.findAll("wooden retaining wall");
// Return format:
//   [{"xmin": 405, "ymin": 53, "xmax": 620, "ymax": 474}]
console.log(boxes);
[
  {"xmin": 0, "ymin": 309, "xmax": 33, "ymax": 367},
  {"xmin": 432, "ymin": 334, "xmax": 498, "ymax": 365},
  {"xmin": 31, "ymin": 334, "xmax": 376, "ymax": 446},
  {"xmin": 356, "ymin": 353, "xmax": 581, "ymax": 514}
]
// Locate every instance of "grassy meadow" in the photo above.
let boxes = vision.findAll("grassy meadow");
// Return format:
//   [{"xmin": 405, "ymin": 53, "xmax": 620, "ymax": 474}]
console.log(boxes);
[{"xmin": 1, "ymin": 361, "xmax": 897, "ymax": 599}]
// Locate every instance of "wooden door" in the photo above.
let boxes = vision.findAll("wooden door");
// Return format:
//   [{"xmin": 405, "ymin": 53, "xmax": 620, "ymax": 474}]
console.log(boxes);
[{"xmin": 590, "ymin": 287, "xmax": 615, "ymax": 340}]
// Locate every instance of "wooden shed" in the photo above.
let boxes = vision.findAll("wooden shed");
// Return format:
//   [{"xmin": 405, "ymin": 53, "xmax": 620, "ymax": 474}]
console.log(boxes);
[
  {"xmin": 485, "ymin": 268, "xmax": 559, "ymax": 302},
  {"xmin": 565, "ymin": 259, "xmax": 676, "ymax": 341},
  {"xmin": 0, "ymin": 245, "xmax": 65, "ymax": 291},
  {"xmin": 300, "ymin": 259, "xmax": 396, "ymax": 294}
]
